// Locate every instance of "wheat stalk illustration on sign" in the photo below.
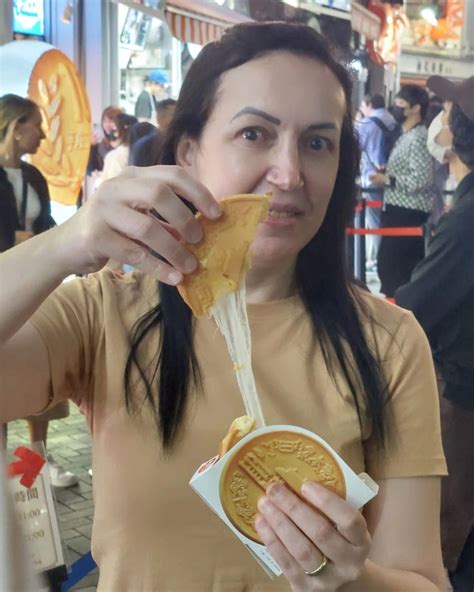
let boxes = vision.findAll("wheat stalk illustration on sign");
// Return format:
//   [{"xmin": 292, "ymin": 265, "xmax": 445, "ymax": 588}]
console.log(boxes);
[{"xmin": 36, "ymin": 74, "xmax": 78, "ymax": 187}]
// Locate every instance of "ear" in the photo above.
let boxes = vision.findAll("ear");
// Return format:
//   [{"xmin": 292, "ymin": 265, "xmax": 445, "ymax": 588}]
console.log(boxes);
[
  {"xmin": 176, "ymin": 135, "xmax": 198, "ymax": 170},
  {"xmin": 412, "ymin": 103, "xmax": 421, "ymax": 115}
]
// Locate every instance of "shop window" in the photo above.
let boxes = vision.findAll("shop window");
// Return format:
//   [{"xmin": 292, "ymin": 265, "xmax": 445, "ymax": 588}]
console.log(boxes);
[{"xmin": 118, "ymin": 4, "xmax": 173, "ymax": 116}]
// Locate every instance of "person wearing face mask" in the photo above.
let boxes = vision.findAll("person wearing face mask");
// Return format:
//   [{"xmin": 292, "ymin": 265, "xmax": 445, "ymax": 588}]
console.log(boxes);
[
  {"xmin": 371, "ymin": 85, "xmax": 437, "ymax": 297},
  {"xmin": 427, "ymin": 101, "xmax": 458, "ymax": 226},
  {"xmin": 396, "ymin": 74, "xmax": 474, "ymax": 592},
  {"xmin": 0, "ymin": 94, "xmax": 78, "ymax": 488},
  {"xmin": 87, "ymin": 106, "xmax": 122, "ymax": 177},
  {"xmin": 96, "ymin": 112, "xmax": 138, "ymax": 187}
]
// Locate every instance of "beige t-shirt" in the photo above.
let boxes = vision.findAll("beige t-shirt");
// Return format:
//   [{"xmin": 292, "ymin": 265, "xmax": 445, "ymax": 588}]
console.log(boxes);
[{"xmin": 30, "ymin": 270, "xmax": 447, "ymax": 592}]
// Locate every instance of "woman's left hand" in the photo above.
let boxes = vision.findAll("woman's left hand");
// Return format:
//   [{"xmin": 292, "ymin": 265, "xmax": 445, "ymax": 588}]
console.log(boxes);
[{"xmin": 255, "ymin": 481, "xmax": 371, "ymax": 591}]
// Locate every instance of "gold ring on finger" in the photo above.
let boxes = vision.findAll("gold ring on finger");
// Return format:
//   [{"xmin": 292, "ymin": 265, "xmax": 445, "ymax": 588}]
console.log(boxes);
[{"xmin": 303, "ymin": 554, "xmax": 328, "ymax": 577}]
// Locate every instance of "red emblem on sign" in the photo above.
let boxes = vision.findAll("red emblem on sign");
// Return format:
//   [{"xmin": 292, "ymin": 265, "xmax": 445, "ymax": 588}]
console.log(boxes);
[{"xmin": 7, "ymin": 446, "xmax": 46, "ymax": 488}]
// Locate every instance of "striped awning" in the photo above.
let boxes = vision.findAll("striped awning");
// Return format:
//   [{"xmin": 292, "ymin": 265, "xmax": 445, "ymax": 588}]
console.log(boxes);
[{"xmin": 165, "ymin": 9, "xmax": 226, "ymax": 45}]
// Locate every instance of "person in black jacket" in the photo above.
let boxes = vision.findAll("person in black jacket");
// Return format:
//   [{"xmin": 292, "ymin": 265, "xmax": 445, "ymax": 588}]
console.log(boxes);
[
  {"xmin": 396, "ymin": 75, "xmax": 474, "ymax": 592},
  {"xmin": 0, "ymin": 93, "xmax": 78, "ymax": 488}
]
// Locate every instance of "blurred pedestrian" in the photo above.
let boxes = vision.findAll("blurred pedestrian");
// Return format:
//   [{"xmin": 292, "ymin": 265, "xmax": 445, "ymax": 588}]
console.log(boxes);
[
  {"xmin": 129, "ymin": 99, "xmax": 176, "ymax": 167},
  {"xmin": 426, "ymin": 95, "xmax": 444, "ymax": 127},
  {"xmin": 99, "ymin": 113, "xmax": 137, "ymax": 184},
  {"xmin": 0, "ymin": 93, "xmax": 77, "ymax": 488},
  {"xmin": 134, "ymin": 70, "xmax": 169, "ymax": 123},
  {"xmin": 356, "ymin": 93, "xmax": 398, "ymax": 269},
  {"xmin": 87, "ymin": 106, "xmax": 122, "ymax": 175},
  {"xmin": 427, "ymin": 100, "xmax": 456, "ymax": 227},
  {"xmin": 371, "ymin": 85, "xmax": 437, "ymax": 297},
  {"xmin": 129, "ymin": 121, "xmax": 156, "ymax": 152},
  {"xmin": 396, "ymin": 75, "xmax": 474, "ymax": 592}
]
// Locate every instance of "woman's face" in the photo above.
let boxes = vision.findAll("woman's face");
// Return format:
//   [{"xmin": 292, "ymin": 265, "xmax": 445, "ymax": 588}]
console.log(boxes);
[
  {"xmin": 15, "ymin": 109, "xmax": 45, "ymax": 156},
  {"xmin": 178, "ymin": 51, "xmax": 346, "ymax": 269},
  {"xmin": 102, "ymin": 116, "xmax": 117, "ymax": 135}
]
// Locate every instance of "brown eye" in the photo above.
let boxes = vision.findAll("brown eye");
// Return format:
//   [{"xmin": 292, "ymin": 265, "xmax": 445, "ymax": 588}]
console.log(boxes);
[
  {"xmin": 241, "ymin": 128, "xmax": 263, "ymax": 142},
  {"xmin": 309, "ymin": 136, "xmax": 331, "ymax": 151}
]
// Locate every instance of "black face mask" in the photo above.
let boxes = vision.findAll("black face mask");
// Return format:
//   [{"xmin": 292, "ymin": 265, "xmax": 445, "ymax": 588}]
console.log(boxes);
[
  {"xmin": 104, "ymin": 130, "xmax": 118, "ymax": 142},
  {"xmin": 392, "ymin": 106, "xmax": 407, "ymax": 124}
]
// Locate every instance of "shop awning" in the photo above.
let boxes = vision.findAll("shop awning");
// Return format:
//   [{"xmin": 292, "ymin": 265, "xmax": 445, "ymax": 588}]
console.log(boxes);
[
  {"xmin": 165, "ymin": 0, "xmax": 251, "ymax": 45},
  {"xmin": 351, "ymin": 1, "xmax": 381, "ymax": 41}
]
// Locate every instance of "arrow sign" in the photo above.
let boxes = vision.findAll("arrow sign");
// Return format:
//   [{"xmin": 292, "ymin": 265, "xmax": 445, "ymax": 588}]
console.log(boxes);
[{"xmin": 7, "ymin": 446, "xmax": 46, "ymax": 488}]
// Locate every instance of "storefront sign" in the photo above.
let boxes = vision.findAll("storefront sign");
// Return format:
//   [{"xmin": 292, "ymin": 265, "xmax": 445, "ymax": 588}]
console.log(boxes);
[
  {"xmin": 8, "ymin": 458, "xmax": 65, "ymax": 573},
  {"xmin": 13, "ymin": 0, "xmax": 45, "ymax": 37},
  {"xmin": 400, "ymin": 52, "xmax": 474, "ymax": 80},
  {"xmin": 0, "ymin": 41, "xmax": 91, "ymax": 205}
]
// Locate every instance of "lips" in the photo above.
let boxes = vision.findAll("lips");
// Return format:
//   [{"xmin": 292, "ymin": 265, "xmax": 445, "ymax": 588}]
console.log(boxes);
[
  {"xmin": 268, "ymin": 203, "xmax": 303, "ymax": 214},
  {"xmin": 267, "ymin": 203, "xmax": 303, "ymax": 219}
]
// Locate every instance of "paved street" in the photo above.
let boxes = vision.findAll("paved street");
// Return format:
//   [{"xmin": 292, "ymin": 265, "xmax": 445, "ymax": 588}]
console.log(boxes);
[{"xmin": 7, "ymin": 405, "xmax": 98, "ymax": 591}]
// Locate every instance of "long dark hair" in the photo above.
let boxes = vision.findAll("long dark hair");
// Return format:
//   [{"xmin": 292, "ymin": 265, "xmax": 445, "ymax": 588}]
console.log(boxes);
[{"xmin": 125, "ymin": 22, "xmax": 389, "ymax": 450}]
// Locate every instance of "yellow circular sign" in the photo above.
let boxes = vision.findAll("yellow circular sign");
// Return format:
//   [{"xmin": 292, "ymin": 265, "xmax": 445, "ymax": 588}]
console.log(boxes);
[{"xmin": 28, "ymin": 49, "xmax": 91, "ymax": 205}]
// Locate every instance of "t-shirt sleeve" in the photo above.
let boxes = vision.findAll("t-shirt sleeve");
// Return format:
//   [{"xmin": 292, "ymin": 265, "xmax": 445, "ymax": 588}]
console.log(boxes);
[
  {"xmin": 29, "ymin": 274, "xmax": 103, "ymax": 415},
  {"xmin": 364, "ymin": 310, "xmax": 447, "ymax": 479}
]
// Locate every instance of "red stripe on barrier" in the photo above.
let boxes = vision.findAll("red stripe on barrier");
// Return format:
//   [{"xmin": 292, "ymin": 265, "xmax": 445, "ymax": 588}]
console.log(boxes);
[
  {"xmin": 346, "ymin": 227, "xmax": 423, "ymax": 237},
  {"xmin": 366, "ymin": 200, "xmax": 383, "ymax": 208},
  {"xmin": 355, "ymin": 200, "xmax": 383, "ymax": 212}
]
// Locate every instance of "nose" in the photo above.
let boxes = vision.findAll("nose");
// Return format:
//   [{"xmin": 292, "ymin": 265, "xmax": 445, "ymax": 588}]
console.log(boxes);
[
  {"xmin": 265, "ymin": 139, "xmax": 304, "ymax": 191},
  {"xmin": 39, "ymin": 128, "xmax": 46, "ymax": 141}
]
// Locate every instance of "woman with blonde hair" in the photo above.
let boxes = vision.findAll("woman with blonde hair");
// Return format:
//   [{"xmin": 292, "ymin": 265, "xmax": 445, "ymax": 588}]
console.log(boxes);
[{"xmin": 0, "ymin": 93, "xmax": 78, "ymax": 488}]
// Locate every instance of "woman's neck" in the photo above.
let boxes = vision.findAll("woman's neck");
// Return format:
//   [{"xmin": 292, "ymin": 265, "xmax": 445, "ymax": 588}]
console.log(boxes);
[
  {"xmin": 0, "ymin": 148, "xmax": 21, "ymax": 168},
  {"xmin": 245, "ymin": 258, "xmax": 297, "ymax": 304},
  {"xmin": 402, "ymin": 115, "xmax": 422, "ymax": 132}
]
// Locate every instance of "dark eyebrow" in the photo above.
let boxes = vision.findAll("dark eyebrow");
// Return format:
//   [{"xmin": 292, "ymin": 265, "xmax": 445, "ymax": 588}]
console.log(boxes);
[
  {"xmin": 231, "ymin": 107, "xmax": 281, "ymax": 126},
  {"xmin": 231, "ymin": 108, "xmax": 338, "ymax": 132},
  {"xmin": 306, "ymin": 123, "xmax": 338, "ymax": 132}
]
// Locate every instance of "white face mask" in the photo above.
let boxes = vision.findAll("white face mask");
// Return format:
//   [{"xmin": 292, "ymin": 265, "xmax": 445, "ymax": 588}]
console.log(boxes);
[{"xmin": 427, "ymin": 111, "xmax": 452, "ymax": 164}]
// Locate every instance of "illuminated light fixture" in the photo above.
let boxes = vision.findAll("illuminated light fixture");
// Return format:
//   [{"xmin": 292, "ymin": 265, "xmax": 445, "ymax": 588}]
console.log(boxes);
[{"xmin": 420, "ymin": 7, "xmax": 438, "ymax": 26}]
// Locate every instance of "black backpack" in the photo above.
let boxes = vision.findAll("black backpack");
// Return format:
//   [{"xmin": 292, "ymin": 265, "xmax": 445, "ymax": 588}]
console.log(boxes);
[{"xmin": 370, "ymin": 116, "xmax": 401, "ymax": 164}]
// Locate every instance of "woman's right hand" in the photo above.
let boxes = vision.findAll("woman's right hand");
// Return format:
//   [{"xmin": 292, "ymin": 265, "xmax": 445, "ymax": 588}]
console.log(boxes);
[{"xmin": 54, "ymin": 166, "xmax": 222, "ymax": 285}]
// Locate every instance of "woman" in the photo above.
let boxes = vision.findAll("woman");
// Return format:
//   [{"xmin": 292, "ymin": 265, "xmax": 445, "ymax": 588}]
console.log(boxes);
[
  {"xmin": 0, "ymin": 24, "xmax": 447, "ymax": 591},
  {"xmin": 87, "ymin": 105, "xmax": 122, "ymax": 176},
  {"xmin": 371, "ymin": 85, "xmax": 437, "ymax": 297},
  {"xmin": 97, "ymin": 112, "xmax": 138, "ymax": 185},
  {"xmin": 0, "ymin": 94, "xmax": 78, "ymax": 488}
]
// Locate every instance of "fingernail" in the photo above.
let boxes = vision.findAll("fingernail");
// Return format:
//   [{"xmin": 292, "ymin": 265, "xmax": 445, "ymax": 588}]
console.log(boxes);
[
  {"xmin": 188, "ymin": 225, "xmax": 203, "ymax": 244},
  {"xmin": 168, "ymin": 272, "xmax": 182, "ymax": 285},
  {"xmin": 258, "ymin": 496, "xmax": 271, "ymax": 512},
  {"xmin": 267, "ymin": 482, "xmax": 284, "ymax": 499},
  {"xmin": 301, "ymin": 481, "xmax": 319, "ymax": 497},
  {"xmin": 183, "ymin": 257, "xmax": 197, "ymax": 273},
  {"xmin": 209, "ymin": 204, "xmax": 222, "ymax": 219}
]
